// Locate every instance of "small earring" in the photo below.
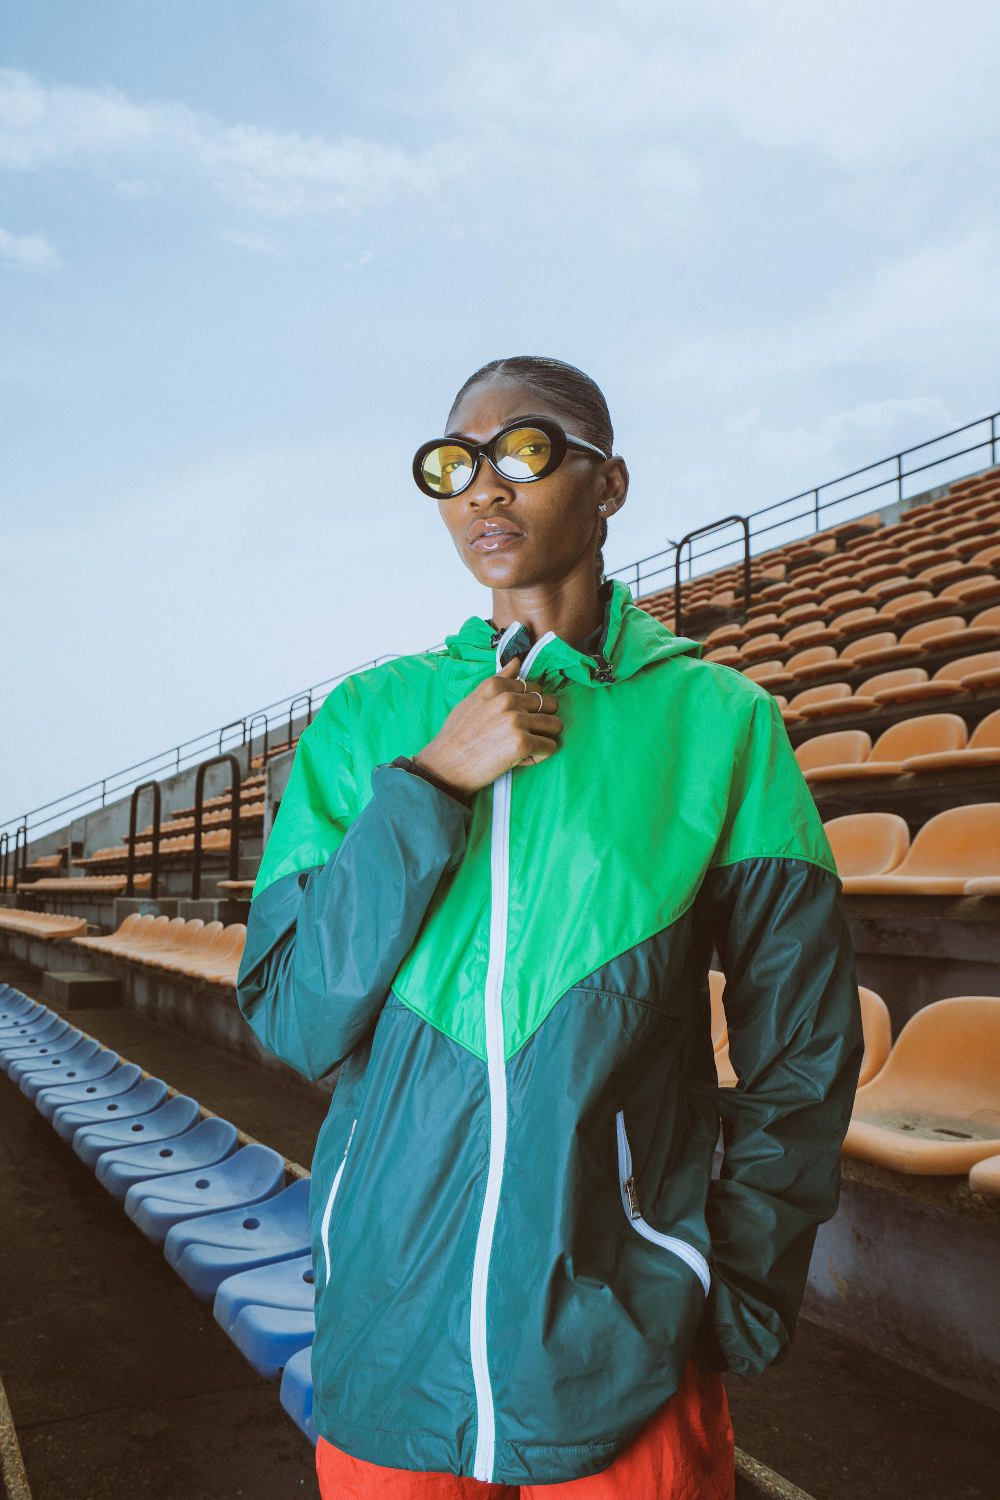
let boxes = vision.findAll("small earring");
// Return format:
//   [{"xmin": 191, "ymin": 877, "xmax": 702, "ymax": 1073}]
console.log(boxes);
[{"xmin": 599, "ymin": 504, "xmax": 607, "ymax": 513}]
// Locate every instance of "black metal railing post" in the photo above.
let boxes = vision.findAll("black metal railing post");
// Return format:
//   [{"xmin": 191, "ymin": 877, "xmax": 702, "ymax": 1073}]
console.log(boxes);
[
  {"xmin": 0, "ymin": 831, "xmax": 7, "ymax": 893},
  {"xmin": 246, "ymin": 713, "xmax": 269, "ymax": 774},
  {"xmin": 674, "ymin": 516, "xmax": 751, "ymax": 636},
  {"xmin": 286, "ymin": 693, "xmax": 312, "ymax": 753},
  {"xmin": 12, "ymin": 825, "xmax": 27, "ymax": 893},
  {"xmin": 126, "ymin": 781, "xmax": 162, "ymax": 899},
  {"xmin": 218, "ymin": 719, "xmax": 246, "ymax": 755},
  {"xmin": 191, "ymin": 754, "xmax": 241, "ymax": 901}
]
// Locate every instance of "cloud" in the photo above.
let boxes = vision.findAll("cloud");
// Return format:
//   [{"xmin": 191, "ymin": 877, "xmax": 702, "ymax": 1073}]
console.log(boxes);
[{"xmin": 0, "ymin": 225, "xmax": 58, "ymax": 270}]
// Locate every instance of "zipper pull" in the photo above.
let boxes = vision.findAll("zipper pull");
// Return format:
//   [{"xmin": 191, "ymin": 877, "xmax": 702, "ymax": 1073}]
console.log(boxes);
[
  {"xmin": 591, "ymin": 653, "xmax": 616, "ymax": 684},
  {"xmin": 624, "ymin": 1174, "xmax": 641, "ymax": 1220}
]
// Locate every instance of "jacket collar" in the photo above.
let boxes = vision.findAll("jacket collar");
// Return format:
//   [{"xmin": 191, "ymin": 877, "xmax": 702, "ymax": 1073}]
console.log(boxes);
[{"xmin": 443, "ymin": 579, "xmax": 702, "ymax": 687}]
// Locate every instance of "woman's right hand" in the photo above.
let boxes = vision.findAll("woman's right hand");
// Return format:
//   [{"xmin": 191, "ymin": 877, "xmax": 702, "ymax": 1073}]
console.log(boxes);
[{"xmin": 412, "ymin": 658, "xmax": 563, "ymax": 796}]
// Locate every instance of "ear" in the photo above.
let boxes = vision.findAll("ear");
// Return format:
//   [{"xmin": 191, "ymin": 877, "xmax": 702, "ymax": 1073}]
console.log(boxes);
[{"xmin": 597, "ymin": 457, "xmax": 629, "ymax": 518}]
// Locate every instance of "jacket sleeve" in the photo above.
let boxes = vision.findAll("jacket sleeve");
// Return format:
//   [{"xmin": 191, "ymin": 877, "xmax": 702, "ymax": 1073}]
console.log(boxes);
[
  {"xmin": 693, "ymin": 689, "xmax": 864, "ymax": 1377},
  {"xmin": 236, "ymin": 688, "xmax": 473, "ymax": 1082}
]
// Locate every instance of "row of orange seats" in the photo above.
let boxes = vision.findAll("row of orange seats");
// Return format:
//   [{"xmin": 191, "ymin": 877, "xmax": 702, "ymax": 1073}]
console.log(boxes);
[
  {"xmin": 796, "ymin": 711, "xmax": 1000, "ymax": 780},
  {"xmin": 74, "ymin": 913, "xmax": 245, "ymax": 986},
  {"xmin": 773, "ymin": 652, "xmax": 1000, "ymax": 722},
  {"xmin": 823, "ymin": 805, "xmax": 1000, "ymax": 894}
]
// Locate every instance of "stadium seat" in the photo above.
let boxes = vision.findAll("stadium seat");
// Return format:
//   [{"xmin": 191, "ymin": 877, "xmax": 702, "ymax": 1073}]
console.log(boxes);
[
  {"xmin": 280, "ymin": 1345, "xmax": 319, "ymax": 1444},
  {"xmin": 940, "ymin": 574, "xmax": 1000, "ymax": 607},
  {"xmin": 784, "ymin": 683, "xmax": 853, "ymax": 721},
  {"xmin": 4, "ymin": 1028, "xmax": 87, "ymax": 1077},
  {"xmin": 743, "ymin": 659, "xmax": 789, "ymax": 688},
  {"xmin": 0, "ymin": 1011, "xmax": 65, "ymax": 1046},
  {"xmin": 968, "ymin": 1154, "xmax": 1000, "ymax": 1197},
  {"xmin": 841, "ymin": 803, "xmax": 1000, "ymax": 894},
  {"xmin": 871, "ymin": 651, "xmax": 1000, "ymax": 704},
  {"xmin": 131, "ymin": 918, "xmax": 206, "ymax": 969},
  {"xmin": 843, "ymin": 997, "xmax": 1000, "ymax": 1174},
  {"xmin": 156, "ymin": 921, "xmax": 226, "ymax": 973},
  {"xmin": 825, "ymin": 606, "xmax": 880, "ymax": 637},
  {"xmin": 708, "ymin": 971, "xmax": 737, "ymax": 1088},
  {"xmin": 173, "ymin": 925, "xmax": 246, "ymax": 985},
  {"xmin": 47, "ymin": 1070, "xmax": 161, "ymax": 1133},
  {"xmin": 802, "ymin": 714, "xmax": 968, "ymax": 780},
  {"xmin": 164, "ymin": 1176, "xmax": 313, "ymax": 1301},
  {"xmin": 901, "ymin": 708, "xmax": 1000, "ymax": 771},
  {"xmin": 0, "ymin": 911, "xmax": 88, "ymax": 938},
  {"xmin": 96, "ymin": 1116, "xmax": 239, "ymax": 1200},
  {"xmin": 823, "ymin": 813, "xmax": 910, "ymax": 880},
  {"xmin": 214, "ymin": 1258, "xmax": 315, "ymax": 1378},
  {"xmin": 857, "ymin": 987, "xmax": 892, "ymax": 1087},
  {"xmin": 795, "ymin": 730, "xmax": 872, "ymax": 781},
  {"xmin": 847, "ymin": 619, "xmax": 962, "ymax": 667},
  {"xmin": 19, "ymin": 1047, "xmax": 122, "ymax": 1102},
  {"xmin": 798, "ymin": 668, "xmax": 928, "ymax": 718},
  {"xmin": 125, "ymin": 1143, "xmax": 286, "ymax": 1244},
  {"xmin": 878, "ymin": 590, "xmax": 952, "ymax": 624},
  {"xmin": 924, "ymin": 604, "xmax": 1000, "ymax": 652},
  {"xmin": 72, "ymin": 1094, "xmax": 201, "ymax": 1169}
]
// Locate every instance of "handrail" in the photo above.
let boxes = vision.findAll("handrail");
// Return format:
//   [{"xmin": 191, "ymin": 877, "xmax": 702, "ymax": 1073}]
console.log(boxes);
[
  {"xmin": 4, "ymin": 408, "xmax": 998, "ymax": 846},
  {"xmin": 126, "ymin": 781, "xmax": 161, "ymax": 900},
  {"xmin": 286, "ymin": 693, "xmax": 312, "ymax": 753},
  {"xmin": 674, "ymin": 516, "xmax": 750, "ymax": 636},
  {"xmin": 12, "ymin": 826, "xmax": 27, "ymax": 893},
  {"xmin": 190, "ymin": 754, "xmax": 241, "ymax": 901},
  {"xmin": 0, "ymin": 832, "xmax": 7, "ymax": 893},
  {"xmin": 246, "ymin": 712, "xmax": 269, "ymax": 772}
]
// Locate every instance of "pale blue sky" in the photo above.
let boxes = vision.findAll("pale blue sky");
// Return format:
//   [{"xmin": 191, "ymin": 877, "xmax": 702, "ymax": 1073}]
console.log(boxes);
[{"xmin": 3, "ymin": 1, "xmax": 999, "ymax": 830}]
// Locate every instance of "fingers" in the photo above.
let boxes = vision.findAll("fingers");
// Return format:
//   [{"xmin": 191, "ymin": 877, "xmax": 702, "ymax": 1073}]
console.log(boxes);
[{"xmin": 514, "ymin": 710, "xmax": 563, "ymax": 739}]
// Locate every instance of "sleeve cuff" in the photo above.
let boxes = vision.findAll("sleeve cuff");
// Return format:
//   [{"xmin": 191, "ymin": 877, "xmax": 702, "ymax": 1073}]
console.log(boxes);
[{"xmin": 389, "ymin": 755, "xmax": 473, "ymax": 809}]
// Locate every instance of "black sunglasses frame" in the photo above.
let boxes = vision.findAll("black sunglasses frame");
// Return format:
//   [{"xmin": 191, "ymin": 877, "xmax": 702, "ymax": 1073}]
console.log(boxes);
[{"xmin": 412, "ymin": 414, "xmax": 609, "ymax": 498}]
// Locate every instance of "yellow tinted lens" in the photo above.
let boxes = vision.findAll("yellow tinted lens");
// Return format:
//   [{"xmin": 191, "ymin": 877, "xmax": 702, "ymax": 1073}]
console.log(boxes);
[
  {"xmin": 494, "ymin": 427, "xmax": 552, "ymax": 480},
  {"xmin": 422, "ymin": 444, "xmax": 474, "ymax": 495}
]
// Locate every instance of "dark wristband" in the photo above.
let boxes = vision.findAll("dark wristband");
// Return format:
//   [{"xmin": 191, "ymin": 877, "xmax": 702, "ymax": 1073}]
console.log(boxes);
[{"xmin": 389, "ymin": 756, "xmax": 473, "ymax": 809}]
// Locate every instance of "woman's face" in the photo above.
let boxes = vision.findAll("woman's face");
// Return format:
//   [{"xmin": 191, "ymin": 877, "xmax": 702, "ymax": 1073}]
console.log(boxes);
[{"xmin": 436, "ymin": 379, "xmax": 626, "ymax": 594}]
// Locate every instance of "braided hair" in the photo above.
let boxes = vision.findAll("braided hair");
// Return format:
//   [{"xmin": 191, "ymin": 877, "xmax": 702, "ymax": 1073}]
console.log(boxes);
[{"xmin": 448, "ymin": 356, "xmax": 614, "ymax": 585}]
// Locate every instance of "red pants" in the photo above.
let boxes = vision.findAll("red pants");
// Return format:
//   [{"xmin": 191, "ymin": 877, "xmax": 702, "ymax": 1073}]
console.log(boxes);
[{"xmin": 315, "ymin": 1358, "xmax": 734, "ymax": 1498}]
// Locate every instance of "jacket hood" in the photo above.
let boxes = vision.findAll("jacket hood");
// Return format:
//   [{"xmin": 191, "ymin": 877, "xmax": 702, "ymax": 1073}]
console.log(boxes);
[{"xmin": 443, "ymin": 579, "xmax": 702, "ymax": 687}]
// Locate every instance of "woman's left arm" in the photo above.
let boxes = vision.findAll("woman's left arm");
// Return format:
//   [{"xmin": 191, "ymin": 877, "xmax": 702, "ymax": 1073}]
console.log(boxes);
[{"xmin": 693, "ymin": 689, "xmax": 865, "ymax": 1377}]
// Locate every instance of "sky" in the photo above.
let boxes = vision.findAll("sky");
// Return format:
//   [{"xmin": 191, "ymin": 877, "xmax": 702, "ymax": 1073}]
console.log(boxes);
[{"xmin": 3, "ymin": 0, "xmax": 999, "ymax": 836}]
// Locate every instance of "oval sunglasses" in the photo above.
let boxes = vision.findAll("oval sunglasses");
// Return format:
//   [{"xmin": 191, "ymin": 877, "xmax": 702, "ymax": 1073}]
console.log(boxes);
[{"xmin": 412, "ymin": 415, "xmax": 609, "ymax": 498}]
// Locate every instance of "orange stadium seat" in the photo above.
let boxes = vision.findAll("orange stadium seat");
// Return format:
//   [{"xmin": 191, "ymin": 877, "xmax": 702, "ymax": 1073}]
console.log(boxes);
[
  {"xmin": 843, "ymin": 997, "xmax": 1000, "ymax": 1174},
  {"xmin": 968, "ymin": 1154, "xmax": 1000, "ymax": 1197},
  {"xmin": 796, "ymin": 668, "xmax": 928, "ymax": 718},
  {"xmin": 841, "ymin": 803, "xmax": 1000, "ymax": 894},
  {"xmin": 901, "ymin": 708, "xmax": 1000, "ymax": 772},
  {"xmin": 797, "ymin": 715, "xmax": 968, "ymax": 781},
  {"xmin": 782, "ymin": 683, "xmax": 853, "ymax": 722},
  {"xmin": 872, "ymin": 651, "xmax": 1000, "ymax": 704},
  {"xmin": 849, "ymin": 617, "xmax": 965, "ymax": 665},
  {"xmin": 157, "ymin": 922, "xmax": 226, "ymax": 973},
  {"xmin": 823, "ymin": 812, "xmax": 910, "ymax": 880},
  {"xmin": 857, "ymin": 986, "xmax": 893, "ymax": 1088}
]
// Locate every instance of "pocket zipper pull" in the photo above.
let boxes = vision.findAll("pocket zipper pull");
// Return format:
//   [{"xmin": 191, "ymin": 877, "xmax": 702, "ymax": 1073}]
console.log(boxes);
[{"xmin": 624, "ymin": 1174, "xmax": 641, "ymax": 1220}]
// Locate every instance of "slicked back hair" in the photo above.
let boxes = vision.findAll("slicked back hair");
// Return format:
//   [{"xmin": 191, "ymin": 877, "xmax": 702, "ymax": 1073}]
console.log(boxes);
[{"xmin": 447, "ymin": 355, "xmax": 615, "ymax": 583}]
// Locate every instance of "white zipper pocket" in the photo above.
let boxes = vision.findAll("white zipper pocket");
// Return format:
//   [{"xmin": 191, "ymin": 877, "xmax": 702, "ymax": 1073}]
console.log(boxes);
[
  {"xmin": 615, "ymin": 1109, "xmax": 711, "ymax": 1297},
  {"xmin": 319, "ymin": 1117, "xmax": 357, "ymax": 1286}
]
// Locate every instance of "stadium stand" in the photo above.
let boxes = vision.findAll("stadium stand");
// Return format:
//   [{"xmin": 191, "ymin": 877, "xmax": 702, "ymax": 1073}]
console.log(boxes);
[{"xmin": 3, "ymin": 432, "xmax": 1000, "ymax": 1493}]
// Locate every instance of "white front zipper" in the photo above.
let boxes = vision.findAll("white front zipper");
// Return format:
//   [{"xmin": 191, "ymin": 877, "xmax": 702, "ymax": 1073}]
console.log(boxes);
[
  {"xmin": 470, "ymin": 625, "xmax": 555, "ymax": 1483},
  {"xmin": 320, "ymin": 1117, "xmax": 357, "ymax": 1286},
  {"xmin": 615, "ymin": 1110, "xmax": 711, "ymax": 1296}
]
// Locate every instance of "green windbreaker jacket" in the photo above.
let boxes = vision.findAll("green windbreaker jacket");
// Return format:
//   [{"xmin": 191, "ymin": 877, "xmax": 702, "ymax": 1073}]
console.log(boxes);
[{"xmin": 236, "ymin": 579, "xmax": 863, "ymax": 1485}]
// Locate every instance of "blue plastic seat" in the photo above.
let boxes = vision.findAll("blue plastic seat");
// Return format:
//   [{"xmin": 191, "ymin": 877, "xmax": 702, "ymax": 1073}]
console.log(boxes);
[
  {"xmin": 18, "ymin": 1046, "xmax": 119, "ymax": 1100},
  {"xmin": 125, "ymin": 1143, "xmax": 286, "ymax": 1244},
  {"xmin": 96, "ymin": 1117, "xmax": 239, "ymax": 1202},
  {"xmin": 73, "ymin": 1095, "xmax": 201, "ymax": 1168},
  {"xmin": 280, "ymin": 1345, "xmax": 319, "ymax": 1444},
  {"xmin": 214, "ymin": 1256, "xmax": 315, "ymax": 1378},
  {"xmin": 49, "ymin": 1080, "xmax": 164, "ymax": 1134},
  {"xmin": 42, "ymin": 1064, "xmax": 146, "ymax": 1127},
  {"xmin": 0, "ymin": 1002, "xmax": 48, "ymax": 1032},
  {"xmin": 0, "ymin": 1018, "xmax": 73, "ymax": 1062},
  {"xmin": 213, "ymin": 1257, "xmax": 315, "ymax": 1378},
  {"xmin": 8, "ymin": 1034, "xmax": 92, "ymax": 1085},
  {"xmin": 164, "ymin": 1177, "xmax": 312, "ymax": 1301}
]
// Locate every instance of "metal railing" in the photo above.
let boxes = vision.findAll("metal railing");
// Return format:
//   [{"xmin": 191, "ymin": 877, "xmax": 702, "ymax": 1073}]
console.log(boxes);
[
  {"xmin": 674, "ymin": 516, "xmax": 751, "ymax": 637},
  {"xmin": 4, "ymin": 408, "xmax": 997, "ymax": 849},
  {"xmin": 126, "ymin": 781, "xmax": 161, "ymax": 899},
  {"xmin": 607, "ymin": 409, "xmax": 998, "ymax": 601}
]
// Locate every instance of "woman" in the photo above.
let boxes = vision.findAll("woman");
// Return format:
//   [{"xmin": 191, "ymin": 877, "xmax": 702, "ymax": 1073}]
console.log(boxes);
[{"xmin": 237, "ymin": 356, "xmax": 864, "ymax": 1498}]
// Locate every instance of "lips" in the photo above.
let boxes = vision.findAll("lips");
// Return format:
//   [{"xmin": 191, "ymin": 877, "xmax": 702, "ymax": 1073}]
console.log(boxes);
[{"xmin": 467, "ymin": 517, "xmax": 526, "ymax": 543}]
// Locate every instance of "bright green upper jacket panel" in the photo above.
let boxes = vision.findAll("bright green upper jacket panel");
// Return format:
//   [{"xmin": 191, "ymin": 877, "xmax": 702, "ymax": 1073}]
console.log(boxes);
[{"xmin": 251, "ymin": 581, "xmax": 836, "ymax": 1060}]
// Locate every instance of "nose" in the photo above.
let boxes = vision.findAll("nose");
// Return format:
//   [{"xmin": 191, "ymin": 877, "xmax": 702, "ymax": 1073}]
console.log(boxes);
[{"xmin": 465, "ymin": 452, "xmax": 516, "ymax": 508}]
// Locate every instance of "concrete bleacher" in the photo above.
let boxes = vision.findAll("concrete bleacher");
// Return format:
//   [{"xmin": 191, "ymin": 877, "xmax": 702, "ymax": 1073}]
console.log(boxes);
[{"xmin": 2, "ymin": 457, "xmax": 1000, "ymax": 1496}]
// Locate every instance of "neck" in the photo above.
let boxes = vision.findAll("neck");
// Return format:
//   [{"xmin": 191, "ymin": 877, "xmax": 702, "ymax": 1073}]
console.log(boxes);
[{"xmin": 489, "ymin": 568, "xmax": 607, "ymax": 652}]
